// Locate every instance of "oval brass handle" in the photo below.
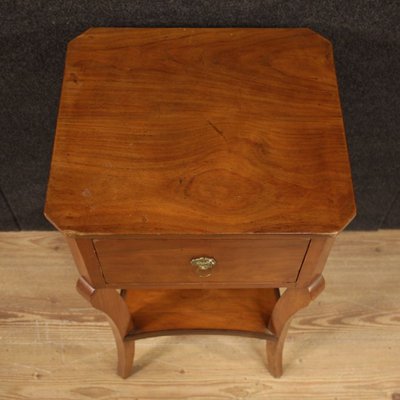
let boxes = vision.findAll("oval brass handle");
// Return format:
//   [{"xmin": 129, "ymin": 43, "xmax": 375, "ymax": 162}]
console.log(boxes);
[{"xmin": 190, "ymin": 256, "xmax": 216, "ymax": 277}]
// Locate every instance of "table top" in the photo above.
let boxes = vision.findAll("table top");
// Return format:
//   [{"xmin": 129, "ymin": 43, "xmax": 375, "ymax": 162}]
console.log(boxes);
[{"xmin": 45, "ymin": 28, "xmax": 356, "ymax": 236}]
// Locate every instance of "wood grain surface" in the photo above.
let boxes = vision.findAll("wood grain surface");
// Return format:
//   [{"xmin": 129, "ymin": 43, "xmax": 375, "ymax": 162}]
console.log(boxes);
[
  {"xmin": 94, "ymin": 236, "xmax": 309, "ymax": 286},
  {"xmin": 1, "ymin": 231, "xmax": 399, "ymax": 399},
  {"xmin": 122, "ymin": 288, "xmax": 279, "ymax": 338},
  {"xmin": 45, "ymin": 28, "xmax": 355, "ymax": 236}
]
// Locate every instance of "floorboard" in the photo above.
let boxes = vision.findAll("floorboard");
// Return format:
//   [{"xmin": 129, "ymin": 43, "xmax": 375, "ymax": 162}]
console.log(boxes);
[{"xmin": 0, "ymin": 231, "xmax": 399, "ymax": 399}]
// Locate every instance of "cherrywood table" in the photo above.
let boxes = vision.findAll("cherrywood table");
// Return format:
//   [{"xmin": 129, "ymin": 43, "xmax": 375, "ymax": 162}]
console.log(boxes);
[{"xmin": 45, "ymin": 28, "xmax": 356, "ymax": 378}]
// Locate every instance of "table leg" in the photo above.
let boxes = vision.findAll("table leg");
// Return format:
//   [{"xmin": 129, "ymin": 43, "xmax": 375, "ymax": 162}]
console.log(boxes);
[
  {"xmin": 76, "ymin": 277, "xmax": 135, "ymax": 378},
  {"xmin": 267, "ymin": 275, "xmax": 325, "ymax": 377}
]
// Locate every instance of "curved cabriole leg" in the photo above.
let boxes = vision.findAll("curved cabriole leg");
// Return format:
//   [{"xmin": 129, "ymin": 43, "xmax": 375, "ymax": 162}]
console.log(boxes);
[
  {"xmin": 267, "ymin": 323, "xmax": 291, "ymax": 378},
  {"xmin": 267, "ymin": 275, "xmax": 325, "ymax": 378},
  {"xmin": 109, "ymin": 323, "xmax": 135, "ymax": 378},
  {"xmin": 76, "ymin": 277, "xmax": 135, "ymax": 378}
]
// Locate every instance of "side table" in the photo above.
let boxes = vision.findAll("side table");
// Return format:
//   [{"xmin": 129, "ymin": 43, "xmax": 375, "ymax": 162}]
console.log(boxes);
[{"xmin": 45, "ymin": 28, "xmax": 356, "ymax": 378}]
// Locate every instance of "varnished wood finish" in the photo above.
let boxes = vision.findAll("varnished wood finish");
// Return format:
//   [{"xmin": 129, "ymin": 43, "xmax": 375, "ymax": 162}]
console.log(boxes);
[
  {"xmin": 2, "ymin": 231, "xmax": 399, "ymax": 398},
  {"xmin": 76, "ymin": 277, "xmax": 135, "ymax": 378},
  {"xmin": 94, "ymin": 237, "xmax": 309, "ymax": 286},
  {"xmin": 66, "ymin": 238, "xmax": 105, "ymax": 287},
  {"xmin": 45, "ymin": 28, "xmax": 355, "ymax": 236},
  {"xmin": 267, "ymin": 275, "xmax": 325, "ymax": 377},
  {"xmin": 122, "ymin": 288, "xmax": 279, "ymax": 340},
  {"xmin": 295, "ymin": 235, "xmax": 335, "ymax": 288},
  {"xmin": 43, "ymin": 28, "xmax": 356, "ymax": 379}
]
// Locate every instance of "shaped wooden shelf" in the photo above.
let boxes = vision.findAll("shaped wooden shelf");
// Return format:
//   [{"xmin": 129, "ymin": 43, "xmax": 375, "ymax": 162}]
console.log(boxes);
[{"xmin": 122, "ymin": 288, "xmax": 280, "ymax": 340}]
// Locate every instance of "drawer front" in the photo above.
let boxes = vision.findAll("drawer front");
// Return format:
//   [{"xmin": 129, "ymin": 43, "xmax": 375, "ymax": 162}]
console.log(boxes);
[{"xmin": 93, "ymin": 237, "xmax": 310, "ymax": 287}]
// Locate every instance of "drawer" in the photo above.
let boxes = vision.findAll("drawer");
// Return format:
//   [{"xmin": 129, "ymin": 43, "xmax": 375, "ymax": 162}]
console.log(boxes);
[{"xmin": 93, "ymin": 237, "xmax": 310, "ymax": 287}]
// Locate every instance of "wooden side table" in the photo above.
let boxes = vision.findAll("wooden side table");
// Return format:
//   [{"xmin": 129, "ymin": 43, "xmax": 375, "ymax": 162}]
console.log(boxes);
[{"xmin": 45, "ymin": 28, "xmax": 356, "ymax": 378}]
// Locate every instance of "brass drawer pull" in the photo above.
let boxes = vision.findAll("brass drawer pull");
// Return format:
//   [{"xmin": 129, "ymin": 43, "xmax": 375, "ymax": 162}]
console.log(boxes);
[{"xmin": 190, "ymin": 256, "xmax": 216, "ymax": 277}]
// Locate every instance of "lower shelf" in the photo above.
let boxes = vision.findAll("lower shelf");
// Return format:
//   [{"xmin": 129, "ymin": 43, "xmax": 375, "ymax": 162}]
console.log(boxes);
[{"xmin": 122, "ymin": 288, "xmax": 280, "ymax": 340}]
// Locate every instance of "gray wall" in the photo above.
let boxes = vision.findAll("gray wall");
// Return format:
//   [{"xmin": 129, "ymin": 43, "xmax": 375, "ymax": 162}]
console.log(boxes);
[{"xmin": 1, "ymin": 1, "xmax": 399, "ymax": 230}]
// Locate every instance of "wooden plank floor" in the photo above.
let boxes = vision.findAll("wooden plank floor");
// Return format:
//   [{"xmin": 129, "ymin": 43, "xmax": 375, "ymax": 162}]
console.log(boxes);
[{"xmin": 0, "ymin": 231, "xmax": 399, "ymax": 399}]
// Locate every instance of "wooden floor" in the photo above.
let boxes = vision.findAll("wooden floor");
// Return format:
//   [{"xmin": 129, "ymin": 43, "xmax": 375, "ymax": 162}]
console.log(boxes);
[{"xmin": 0, "ymin": 231, "xmax": 399, "ymax": 399}]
